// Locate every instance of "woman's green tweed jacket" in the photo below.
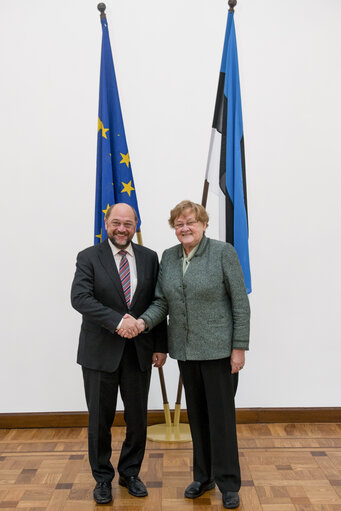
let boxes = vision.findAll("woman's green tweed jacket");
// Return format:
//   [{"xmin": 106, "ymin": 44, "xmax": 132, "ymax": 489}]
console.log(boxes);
[{"xmin": 141, "ymin": 236, "xmax": 250, "ymax": 361}]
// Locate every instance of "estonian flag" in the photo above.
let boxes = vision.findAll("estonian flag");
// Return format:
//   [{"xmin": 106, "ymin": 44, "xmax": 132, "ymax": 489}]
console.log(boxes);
[
  {"xmin": 205, "ymin": 9, "xmax": 251, "ymax": 293},
  {"xmin": 94, "ymin": 14, "xmax": 141, "ymax": 245}
]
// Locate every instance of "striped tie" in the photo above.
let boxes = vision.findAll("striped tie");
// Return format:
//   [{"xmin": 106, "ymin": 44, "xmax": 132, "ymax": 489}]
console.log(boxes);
[{"xmin": 119, "ymin": 250, "xmax": 131, "ymax": 307}]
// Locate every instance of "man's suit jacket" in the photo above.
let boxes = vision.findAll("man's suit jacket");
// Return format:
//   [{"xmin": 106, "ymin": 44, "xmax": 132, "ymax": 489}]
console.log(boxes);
[{"xmin": 71, "ymin": 239, "xmax": 167, "ymax": 373}]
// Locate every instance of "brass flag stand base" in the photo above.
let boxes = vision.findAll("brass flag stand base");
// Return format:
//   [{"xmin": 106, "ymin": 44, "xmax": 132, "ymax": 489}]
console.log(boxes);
[
  {"xmin": 147, "ymin": 374, "xmax": 192, "ymax": 443},
  {"xmin": 147, "ymin": 403, "xmax": 191, "ymax": 443},
  {"xmin": 147, "ymin": 423, "xmax": 191, "ymax": 443}
]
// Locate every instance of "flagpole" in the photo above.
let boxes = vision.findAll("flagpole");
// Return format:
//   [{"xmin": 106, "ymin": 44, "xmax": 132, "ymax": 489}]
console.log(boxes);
[
  {"xmin": 174, "ymin": 0, "xmax": 240, "ymax": 426},
  {"xmin": 136, "ymin": 229, "xmax": 143, "ymax": 246},
  {"xmin": 156, "ymin": 362, "xmax": 172, "ymax": 427},
  {"xmin": 202, "ymin": 179, "xmax": 209, "ymax": 208}
]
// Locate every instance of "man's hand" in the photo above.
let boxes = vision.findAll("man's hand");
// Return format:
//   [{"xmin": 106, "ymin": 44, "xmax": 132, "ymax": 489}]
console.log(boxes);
[
  {"xmin": 230, "ymin": 349, "xmax": 245, "ymax": 374},
  {"xmin": 152, "ymin": 352, "xmax": 167, "ymax": 368},
  {"xmin": 116, "ymin": 314, "xmax": 140, "ymax": 339}
]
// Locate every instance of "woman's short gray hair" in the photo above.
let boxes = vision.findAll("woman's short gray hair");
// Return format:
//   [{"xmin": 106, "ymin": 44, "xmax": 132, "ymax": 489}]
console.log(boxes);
[{"xmin": 168, "ymin": 200, "xmax": 209, "ymax": 228}]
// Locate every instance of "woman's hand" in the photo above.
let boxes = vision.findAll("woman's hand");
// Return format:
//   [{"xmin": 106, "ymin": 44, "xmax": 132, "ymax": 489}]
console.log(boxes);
[
  {"xmin": 136, "ymin": 318, "xmax": 146, "ymax": 333},
  {"xmin": 230, "ymin": 349, "xmax": 245, "ymax": 374}
]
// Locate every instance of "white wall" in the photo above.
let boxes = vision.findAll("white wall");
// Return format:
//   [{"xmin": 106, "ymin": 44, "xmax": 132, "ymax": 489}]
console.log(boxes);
[{"xmin": 0, "ymin": 0, "xmax": 340, "ymax": 413}]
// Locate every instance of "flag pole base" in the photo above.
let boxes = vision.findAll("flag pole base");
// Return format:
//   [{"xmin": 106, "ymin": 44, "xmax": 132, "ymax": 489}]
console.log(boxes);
[
  {"xmin": 147, "ymin": 423, "xmax": 191, "ymax": 443},
  {"xmin": 173, "ymin": 403, "xmax": 181, "ymax": 426},
  {"xmin": 163, "ymin": 403, "xmax": 172, "ymax": 427}
]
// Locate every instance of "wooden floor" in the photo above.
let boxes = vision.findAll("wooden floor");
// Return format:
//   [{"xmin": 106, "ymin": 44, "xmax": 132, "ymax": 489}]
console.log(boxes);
[{"xmin": 0, "ymin": 423, "xmax": 340, "ymax": 510}]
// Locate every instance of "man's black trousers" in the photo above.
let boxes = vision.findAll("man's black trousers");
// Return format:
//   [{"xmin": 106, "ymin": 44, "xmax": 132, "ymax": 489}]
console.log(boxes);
[
  {"xmin": 178, "ymin": 357, "xmax": 241, "ymax": 493},
  {"xmin": 82, "ymin": 341, "xmax": 151, "ymax": 483}
]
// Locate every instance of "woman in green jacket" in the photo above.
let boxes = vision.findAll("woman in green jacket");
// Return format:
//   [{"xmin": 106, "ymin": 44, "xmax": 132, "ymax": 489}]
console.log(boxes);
[{"xmin": 122, "ymin": 200, "xmax": 250, "ymax": 509}]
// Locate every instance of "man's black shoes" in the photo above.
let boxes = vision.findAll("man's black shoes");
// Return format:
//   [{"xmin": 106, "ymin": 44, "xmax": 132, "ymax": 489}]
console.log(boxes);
[
  {"xmin": 93, "ymin": 481, "xmax": 112, "ymax": 504},
  {"xmin": 222, "ymin": 491, "xmax": 240, "ymax": 509},
  {"xmin": 184, "ymin": 480, "xmax": 215, "ymax": 498},
  {"xmin": 119, "ymin": 475, "xmax": 148, "ymax": 497}
]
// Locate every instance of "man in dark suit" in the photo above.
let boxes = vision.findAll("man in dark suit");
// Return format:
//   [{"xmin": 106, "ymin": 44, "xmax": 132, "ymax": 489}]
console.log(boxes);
[{"xmin": 71, "ymin": 203, "xmax": 167, "ymax": 505}]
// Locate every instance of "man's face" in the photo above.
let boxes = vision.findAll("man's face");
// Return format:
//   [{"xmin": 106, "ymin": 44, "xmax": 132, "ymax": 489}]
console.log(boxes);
[{"xmin": 105, "ymin": 204, "xmax": 137, "ymax": 249}]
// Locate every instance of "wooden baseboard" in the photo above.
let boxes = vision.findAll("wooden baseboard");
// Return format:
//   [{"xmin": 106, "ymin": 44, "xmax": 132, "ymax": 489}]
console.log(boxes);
[
  {"xmin": 236, "ymin": 407, "xmax": 341, "ymax": 424},
  {"xmin": 0, "ymin": 408, "xmax": 340, "ymax": 429}
]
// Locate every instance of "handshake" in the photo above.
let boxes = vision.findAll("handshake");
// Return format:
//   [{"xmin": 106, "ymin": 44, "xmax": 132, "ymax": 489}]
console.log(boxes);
[{"xmin": 116, "ymin": 314, "xmax": 146, "ymax": 339}]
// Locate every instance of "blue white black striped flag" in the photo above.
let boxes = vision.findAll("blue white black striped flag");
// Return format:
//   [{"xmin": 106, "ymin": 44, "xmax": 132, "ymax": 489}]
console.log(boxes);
[{"xmin": 205, "ymin": 9, "xmax": 251, "ymax": 293}]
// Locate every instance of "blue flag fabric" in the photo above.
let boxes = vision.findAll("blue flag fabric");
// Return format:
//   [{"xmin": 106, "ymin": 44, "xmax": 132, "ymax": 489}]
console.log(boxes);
[
  {"xmin": 223, "ymin": 12, "xmax": 251, "ymax": 293},
  {"xmin": 94, "ymin": 16, "xmax": 141, "ymax": 245},
  {"xmin": 205, "ymin": 10, "xmax": 251, "ymax": 293}
]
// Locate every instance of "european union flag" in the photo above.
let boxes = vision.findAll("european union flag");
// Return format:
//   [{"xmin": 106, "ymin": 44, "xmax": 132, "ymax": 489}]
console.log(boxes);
[
  {"xmin": 94, "ymin": 15, "xmax": 141, "ymax": 245},
  {"xmin": 205, "ymin": 9, "xmax": 251, "ymax": 293}
]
